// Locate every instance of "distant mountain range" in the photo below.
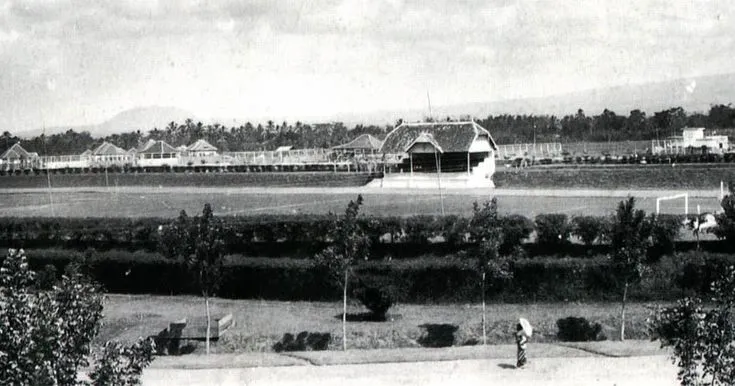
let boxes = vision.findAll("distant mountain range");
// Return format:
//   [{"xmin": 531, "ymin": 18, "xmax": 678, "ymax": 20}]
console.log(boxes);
[
  {"xmin": 16, "ymin": 72, "xmax": 735, "ymax": 139},
  {"xmin": 336, "ymin": 72, "xmax": 735, "ymax": 125},
  {"xmin": 16, "ymin": 106, "xmax": 197, "ymax": 139}
]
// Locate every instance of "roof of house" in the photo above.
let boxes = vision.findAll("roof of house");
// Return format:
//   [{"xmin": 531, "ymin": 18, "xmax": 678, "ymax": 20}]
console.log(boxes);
[
  {"xmin": 187, "ymin": 139, "xmax": 217, "ymax": 152},
  {"xmin": 80, "ymin": 149, "xmax": 93, "ymax": 156},
  {"xmin": 275, "ymin": 146, "xmax": 293, "ymax": 153},
  {"xmin": 333, "ymin": 134, "xmax": 383, "ymax": 150},
  {"xmin": 137, "ymin": 139, "xmax": 157, "ymax": 152},
  {"xmin": 138, "ymin": 140, "xmax": 178, "ymax": 154},
  {"xmin": 92, "ymin": 142, "xmax": 127, "ymax": 156},
  {"xmin": 380, "ymin": 121, "xmax": 497, "ymax": 154},
  {"xmin": 0, "ymin": 143, "xmax": 33, "ymax": 159}
]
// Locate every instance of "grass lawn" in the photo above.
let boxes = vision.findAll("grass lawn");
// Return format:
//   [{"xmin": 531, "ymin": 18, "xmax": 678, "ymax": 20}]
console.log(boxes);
[
  {"xmin": 99, "ymin": 294, "xmax": 666, "ymax": 355},
  {"xmin": 0, "ymin": 189, "xmax": 721, "ymax": 218}
]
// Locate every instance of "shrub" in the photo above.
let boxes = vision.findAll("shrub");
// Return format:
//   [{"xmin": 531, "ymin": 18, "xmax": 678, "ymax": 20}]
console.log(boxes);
[
  {"xmin": 571, "ymin": 216, "xmax": 606, "ymax": 246},
  {"xmin": 498, "ymin": 214, "xmax": 534, "ymax": 254},
  {"xmin": 272, "ymin": 332, "xmax": 331, "ymax": 352},
  {"xmin": 649, "ymin": 214, "xmax": 682, "ymax": 261},
  {"xmin": 0, "ymin": 248, "xmax": 155, "ymax": 385},
  {"xmin": 534, "ymin": 214, "xmax": 571, "ymax": 246},
  {"xmin": 35, "ymin": 263, "xmax": 58, "ymax": 290},
  {"xmin": 648, "ymin": 266, "xmax": 735, "ymax": 386},
  {"xmin": 353, "ymin": 284, "xmax": 394, "ymax": 320},
  {"xmin": 88, "ymin": 338, "xmax": 155, "ymax": 385},
  {"xmin": 556, "ymin": 316, "xmax": 605, "ymax": 342}
]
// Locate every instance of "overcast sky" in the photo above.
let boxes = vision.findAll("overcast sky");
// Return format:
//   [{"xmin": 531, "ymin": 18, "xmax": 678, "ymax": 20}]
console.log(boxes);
[{"xmin": 1, "ymin": 0, "xmax": 733, "ymax": 130}]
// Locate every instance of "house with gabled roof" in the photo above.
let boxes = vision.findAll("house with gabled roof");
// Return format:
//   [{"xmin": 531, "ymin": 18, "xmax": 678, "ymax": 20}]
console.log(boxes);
[
  {"xmin": 187, "ymin": 139, "xmax": 218, "ymax": 157},
  {"xmin": 137, "ymin": 139, "xmax": 157, "ymax": 153},
  {"xmin": 0, "ymin": 142, "xmax": 38, "ymax": 169},
  {"xmin": 332, "ymin": 134, "xmax": 383, "ymax": 153},
  {"xmin": 137, "ymin": 140, "xmax": 180, "ymax": 167},
  {"xmin": 90, "ymin": 141, "xmax": 132, "ymax": 166},
  {"xmin": 377, "ymin": 121, "xmax": 498, "ymax": 187}
]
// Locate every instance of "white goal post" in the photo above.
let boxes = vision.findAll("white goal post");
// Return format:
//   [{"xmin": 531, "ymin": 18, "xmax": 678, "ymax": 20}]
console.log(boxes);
[{"xmin": 656, "ymin": 193, "xmax": 688, "ymax": 218}]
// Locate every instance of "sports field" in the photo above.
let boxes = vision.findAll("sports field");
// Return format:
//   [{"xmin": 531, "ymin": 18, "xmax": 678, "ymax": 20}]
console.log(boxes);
[{"xmin": 0, "ymin": 186, "xmax": 722, "ymax": 218}]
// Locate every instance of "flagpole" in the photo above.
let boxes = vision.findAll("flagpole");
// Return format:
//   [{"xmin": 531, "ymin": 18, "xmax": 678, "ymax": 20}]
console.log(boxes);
[{"xmin": 43, "ymin": 125, "xmax": 55, "ymax": 216}]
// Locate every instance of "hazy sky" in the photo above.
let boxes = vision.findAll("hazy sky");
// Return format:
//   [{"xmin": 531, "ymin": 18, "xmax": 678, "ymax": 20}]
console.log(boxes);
[{"xmin": 1, "ymin": 0, "xmax": 733, "ymax": 130}]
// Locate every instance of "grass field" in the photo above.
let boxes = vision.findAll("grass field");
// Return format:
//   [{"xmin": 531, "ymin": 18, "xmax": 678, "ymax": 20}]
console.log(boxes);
[
  {"xmin": 0, "ymin": 188, "xmax": 721, "ymax": 219},
  {"xmin": 99, "ymin": 294, "xmax": 662, "ymax": 354}
]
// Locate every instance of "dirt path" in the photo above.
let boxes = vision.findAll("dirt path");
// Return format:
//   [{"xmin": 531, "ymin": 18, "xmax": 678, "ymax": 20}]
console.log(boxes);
[{"xmin": 140, "ymin": 355, "xmax": 678, "ymax": 386}]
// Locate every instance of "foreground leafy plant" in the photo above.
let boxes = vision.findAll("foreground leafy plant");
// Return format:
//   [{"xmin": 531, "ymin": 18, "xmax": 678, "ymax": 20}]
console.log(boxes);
[
  {"xmin": 467, "ymin": 199, "xmax": 514, "ymax": 345},
  {"xmin": 313, "ymin": 195, "xmax": 370, "ymax": 350},
  {"xmin": 648, "ymin": 264, "xmax": 735, "ymax": 386},
  {"xmin": 0, "ymin": 248, "xmax": 155, "ymax": 385},
  {"xmin": 610, "ymin": 196, "xmax": 653, "ymax": 341},
  {"xmin": 160, "ymin": 203, "xmax": 227, "ymax": 355}
]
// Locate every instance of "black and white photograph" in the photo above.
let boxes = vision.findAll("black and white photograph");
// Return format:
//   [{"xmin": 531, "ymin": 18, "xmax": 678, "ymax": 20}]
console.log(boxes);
[{"xmin": 1, "ymin": 1, "xmax": 735, "ymax": 385}]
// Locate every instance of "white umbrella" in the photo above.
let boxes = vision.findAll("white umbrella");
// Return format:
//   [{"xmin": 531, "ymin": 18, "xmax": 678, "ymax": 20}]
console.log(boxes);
[{"xmin": 519, "ymin": 318, "xmax": 533, "ymax": 337}]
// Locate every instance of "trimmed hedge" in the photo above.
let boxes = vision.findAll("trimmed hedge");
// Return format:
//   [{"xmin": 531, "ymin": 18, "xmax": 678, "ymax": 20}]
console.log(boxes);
[
  {"xmin": 0, "ymin": 212, "xmax": 702, "ymax": 259},
  {"xmin": 11, "ymin": 248, "xmax": 734, "ymax": 303}
]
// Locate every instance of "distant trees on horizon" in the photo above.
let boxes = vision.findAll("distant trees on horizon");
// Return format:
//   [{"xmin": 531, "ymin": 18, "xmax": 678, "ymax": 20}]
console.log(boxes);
[{"xmin": 3, "ymin": 104, "xmax": 735, "ymax": 156}]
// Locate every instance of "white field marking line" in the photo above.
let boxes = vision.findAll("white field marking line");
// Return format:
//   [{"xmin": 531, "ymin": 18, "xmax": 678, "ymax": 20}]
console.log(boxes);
[
  {"xmin": 554, "ymin": 205, "xmax": 588, "ymax": 214},
  {"xmin": 0, "ymin": 203, "xmax": 57, "ymax": 213},
  {"xmin": 215, "ymin": 197, "xmax": 351, "ymax": 215},
  {"xmin": 214, "ymin": 195, "xmax": 443, "ymax": 216}
]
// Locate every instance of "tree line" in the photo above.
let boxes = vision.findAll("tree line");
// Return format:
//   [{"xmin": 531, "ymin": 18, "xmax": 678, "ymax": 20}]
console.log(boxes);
[{"xmin": 2, "ymin": 104, "xmax": 735, "ymax": 156}]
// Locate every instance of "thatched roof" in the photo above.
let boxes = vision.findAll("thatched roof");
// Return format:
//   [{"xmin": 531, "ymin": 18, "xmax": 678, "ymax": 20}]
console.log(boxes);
[
  {"xmin": 0, "ymin": 143, "xmax": 33, "ymax": 160},
  {"xmin": 138, "ymin": 140, "xmax": 177, "ymax": 154},
  {"xmin": 92, "ymin": 142, "xmax": 127, "ymax": 156},
  {"xmin": 405, "ymin": 132, "xmax": 443, "ymax": 153},
  {"xmin": 187, "ymin": 139, "xmax": 217, "ymax": 152},
  {"xmin": 380, "ymin": 122, "xmax": 497, "ymax": 154},
  {"xmin": 333, "ymin": 134, "xmax": 383, "ymax": 150}
]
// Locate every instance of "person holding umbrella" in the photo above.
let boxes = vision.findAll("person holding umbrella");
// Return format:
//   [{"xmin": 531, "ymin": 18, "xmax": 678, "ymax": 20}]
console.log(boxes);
[{"xmin": 515, "ymin": 318, "xmax": 533, "ymax": 368}]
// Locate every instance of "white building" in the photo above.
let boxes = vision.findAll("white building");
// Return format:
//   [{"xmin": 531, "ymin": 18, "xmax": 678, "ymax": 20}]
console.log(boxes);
[
  {"xmin": 655, "ymin": 127, "xmax": 730, "ymax": 154},
  {"xmin": 137, "ymin": 140, "xmax": 181, "ymax": 167},
  {"xmin": 187, "ymin": 139, "xmax": 218, "ymax": 157},
  {"xmin": 90, "ymin": 142, "xmax": 132, "ymax": 166}
]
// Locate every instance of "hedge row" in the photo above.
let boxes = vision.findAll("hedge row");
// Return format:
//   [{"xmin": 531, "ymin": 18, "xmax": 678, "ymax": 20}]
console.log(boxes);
[
  {"xmin": 0, "ymin": 213, "xmax": 690, "ymax": 258},
  {"xmin": 0, "ymin": 171, "xmax": 378, "ymax": 188},
  {"xmin": 15, "ymin": 248, "xmax": 733, "ymax": 303},
  {"xmin": 508, "ymin": 152, "xmax": 735, "ymax": 166}
]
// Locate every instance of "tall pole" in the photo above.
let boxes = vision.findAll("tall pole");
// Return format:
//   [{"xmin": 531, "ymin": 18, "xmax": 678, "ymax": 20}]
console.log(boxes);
[
  {"xmin": 434, "ymin": 147, "xmax": 444, "ymax": 216},
  {"xmin": 43, "ymin": 125, "xmax": 54, "ymax": 217},
  {"xmin": 467, "ymin": 152, "xmax": 470, "ymax": 177},
  {"xmin": 427, "ymin": 91, "xmax": 433, "ymax": 121}
]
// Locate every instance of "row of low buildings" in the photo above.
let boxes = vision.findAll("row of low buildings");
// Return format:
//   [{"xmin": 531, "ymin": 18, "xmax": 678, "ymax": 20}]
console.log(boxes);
[
  {"xmin": 0, "ymin": 139, "xmax": 221, "ymax": 170},
  {"xmin": 0, "ymin": 121, "xmax": 497, "ymax": 175}
]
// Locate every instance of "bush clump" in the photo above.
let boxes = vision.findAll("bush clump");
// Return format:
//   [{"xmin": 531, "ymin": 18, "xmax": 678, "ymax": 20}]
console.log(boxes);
[
  {"xmin": 353, "ymin": 283, "xmax": 395, "ymax": 320},
  {"xmin": 556, "ymin": 316, "xmax": 606, "ymax": 342},
  {"xmin": 498, "ymin": 214, "xmax": 535, "ymax": 254},
  {"xmin": 535, "ymin": 214, "xmax": 571, "ymax": 246},
  {"xmin": 648, "ymin": 214, "xmax": 682, "ymax": 261},
  {"xmin": 571, "ymin": 216, "xmax": 609, "ymax": 246}
]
